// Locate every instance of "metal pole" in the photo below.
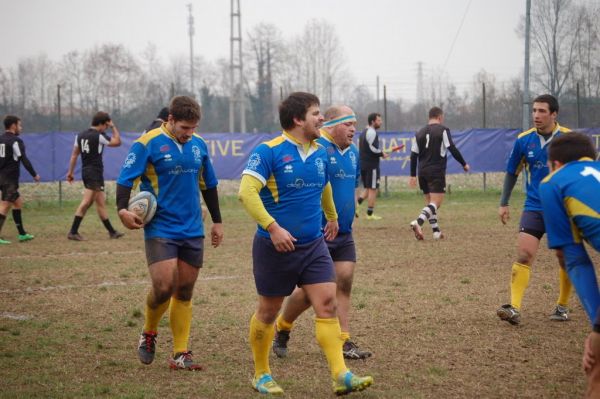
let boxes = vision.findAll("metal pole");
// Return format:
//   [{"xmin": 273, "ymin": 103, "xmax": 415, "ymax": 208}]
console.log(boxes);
[
  {"xmin": 482, "ymin": 82, "xmax": 486, "ymax": 192},
  {"xmin": 238, "ymin": 0, "xmax": 245, "ymax": 133},
  {"xmin": 383, "ymin": 85, "xmax": 388, "ymax": 131},
  {"xmin": 376, "ymin": 75, "xmax": 380, "ymax": 109},
  {"xmin": 577, "ymin": 82, "xmax": 581, "ymax": 128},
  {"xmin": 187, "ymin": 4, "xmax": 195, "ymax": 96},
  {"xmin": 229, "ymin": 0, "xmax": 235, "ymax": 132},
  {"xmin": 522, "ymin": 0, "xmax": 531, "ymax": 131},
  {"xmin": 170, "ymin": 82, "xmax": 175, "ymax": 98},
  {"xmin": 56, "ymin": 84, "xmax": 61, "ymax": 205}
]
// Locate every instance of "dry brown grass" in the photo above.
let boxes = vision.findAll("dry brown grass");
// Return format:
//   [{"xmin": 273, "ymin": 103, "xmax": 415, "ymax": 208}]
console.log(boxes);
[{"xmin": 1, "ymin": 189, "xmax": 598, "ymax": 398}]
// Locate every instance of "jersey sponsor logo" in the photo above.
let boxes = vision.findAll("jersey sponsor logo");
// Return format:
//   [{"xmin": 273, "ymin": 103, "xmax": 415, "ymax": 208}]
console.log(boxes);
[
  {"xmin": 334, "ymin": 169, "xmax": 356, "ymax": 179},
  {"xmin": 168, "ymin": 165, "xmax": 199, "ymax": 175},
  {"xmin": 349, "ymin": 151, "xmax": 357, "ymax": 170},
  {"xmin": 123, "ymin": 153, "xmax": 136, "ymax": 168},
  {"xmin": 330, "ymin": 157, "xmax": 337, "ymax": 164},
  {"xmin": 163, "ymin": 154, "xmax": 173, "ymax": 162},
  {"xmin": 315, "ymin": 158, "xmax": 325, "ymax": 177},
  {"xmin": 284, "ymin": 164, "xmax": 293, "ymax": 173},
  {"xmin": 287, "ymin": 178, "xmax": 324, "ymax": 189},
  {"xmin": 247, "ymin": 153, "xmax": 261, "ymax": 171},
  {"xmin": 192, "ymin": 145, "xmax": 202, "ymax": 163},
  {"xmin": 533, "ymin": 161, "xmax": 546, "ymax": 169}
]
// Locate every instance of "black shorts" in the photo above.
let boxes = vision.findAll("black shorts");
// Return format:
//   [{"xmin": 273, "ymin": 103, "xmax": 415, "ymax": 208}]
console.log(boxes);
[
  {"xmin": 144, "ymin": 237, "xmax": 205, "ymax": 268},
  {"xmin": 519, "ymin": 210, "xmax": 545, "ymax": 239},
  {"xmin": 0, "ymin": 180, "xmax": 19, "ymax": 202},
  {"xmin": 418, "ymin": 175, "xmax": 446, "ymax": 194},
  {"xmin": 252, "ymin": 234, "xmax": 335, "ymax": 297},
  {"xmin": 361, "ymin": 167, "xmax": 380, "ymax": 189},
  {"xmin": 82, "ymin": 168, "xmax": 104, "ymax": 192},
  {"xmin": 326, "ymin": 232, "xmax": 356, "ymax": 262}
]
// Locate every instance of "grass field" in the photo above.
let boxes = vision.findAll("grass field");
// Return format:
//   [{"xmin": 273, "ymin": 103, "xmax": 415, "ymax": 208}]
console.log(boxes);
[{"xmin": 1, "ymin": 188, "xmax": 598, "ymax": 398}]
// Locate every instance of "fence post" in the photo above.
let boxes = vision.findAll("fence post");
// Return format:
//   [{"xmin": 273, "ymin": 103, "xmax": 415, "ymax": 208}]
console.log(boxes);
[
  {"xmin": 56, "ymin": 84, "xmax": 63, "ymax": 207},
  {"xmin": 482, "ymin": 82, "xmax": 487, "ymax": 191}
]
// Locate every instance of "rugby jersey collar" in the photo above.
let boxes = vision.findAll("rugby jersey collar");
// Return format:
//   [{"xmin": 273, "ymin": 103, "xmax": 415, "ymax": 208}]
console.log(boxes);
[
  {"xmin": 282, "ymin": 130, "xmax": 319, "ymax": 162},
  {"xmin": 160, "ymin": 122, "xmax": 187, "ymax": 152},
  {"xmin": 536, "ymin": 122, "xmax": 562, "ymax": 148},
  {"xmin": 320, "ymin": 129, "xmax": 352, "ymax": 155}
]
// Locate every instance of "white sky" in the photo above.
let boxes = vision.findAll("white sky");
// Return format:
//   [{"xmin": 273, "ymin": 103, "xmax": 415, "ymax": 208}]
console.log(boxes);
[{"xmin": 1, "ymin": 0, "xmax": 526, "ymax": 101}]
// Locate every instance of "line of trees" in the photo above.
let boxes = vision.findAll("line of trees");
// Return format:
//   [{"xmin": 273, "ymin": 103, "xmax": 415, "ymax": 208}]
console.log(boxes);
[{"xmin": 0, "ymin": 1, "xmax": 598, "ymax": 133}]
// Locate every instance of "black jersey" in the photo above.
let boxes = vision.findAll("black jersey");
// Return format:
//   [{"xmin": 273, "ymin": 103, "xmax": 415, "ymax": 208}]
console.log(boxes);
[
  {"xmin": 76, "ymin": 128, "xmax": 110, "ymax": 170},
  {"xmin": 358, "ymin": 127, "xmax": 384, "ymax": 170},
  {"xmin": 0, "ymin": 132, "xmax": 37, "ymax": 182},
  {"xmin": 410, "ymin": 123, "xmax": 466, "ymax": 177}
]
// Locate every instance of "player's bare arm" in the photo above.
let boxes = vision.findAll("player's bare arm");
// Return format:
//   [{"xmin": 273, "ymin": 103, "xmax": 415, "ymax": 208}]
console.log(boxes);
[
  {"xmin": 210, "ymin": 223, "xmax": 223, "ymax": 248},
  {"xmin": 66, "ymin": 146, "xmax": 80, "ymax": 183}
]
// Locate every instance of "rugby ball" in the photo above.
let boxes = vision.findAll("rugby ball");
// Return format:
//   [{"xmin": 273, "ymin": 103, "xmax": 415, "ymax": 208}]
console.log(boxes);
[{"xmin": 128, "ymin": 191, "xmax": 157, "ymax": 224}]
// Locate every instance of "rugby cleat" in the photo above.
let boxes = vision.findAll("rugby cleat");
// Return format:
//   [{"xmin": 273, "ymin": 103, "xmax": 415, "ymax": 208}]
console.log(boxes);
[
  {"xmin": 549, "ymin": 305, "xmax": 569, "ymax": 321},
  {"xmin": 252, "ymin": 373, "xmax": 284, "ymax": 395},
  {"xmin": 333, "ymin": 370, "xmax": 373, "ymax": 395},
  {"xmin": 272, "ymin": 328, "xmax": 290, "ymax": 358},
  {"xmin": 137, "ymin": 331, "xmax": 157, "ymax": 364},
  {"xmin": 0, "ymin": 238, "xmax": 11, "ymax": 245},
  {"xmin": 432, "ymin": 231, "xmax": 445, "ymax": 240},
  {"xmin": 365, "ymin": 214, "xmax": 382, "ymax": 221},
  {"xmin": 109, "ymin": 231, "xmax": 124, "ymax": 239},
  {"xmin": 168, "ymin": 351, "xmax": 203, "ymax": 370},
  {"xmin": 18, "ymin": 233, "xmax": 35, "ymax": 242},
  {"xmin": 497, "ymin": 304, "xmax": 521, "ymax": 325},
  {"xmin": 67, "ymin": 232, "xmax": 86, "ymax": 241},
  {"xmin": 410, "ymin": 220, "xmax": 424, "ymax": 240},
  {"xmin": 343, "ymin": 340, "xmax": 372, "ymax": 360}
]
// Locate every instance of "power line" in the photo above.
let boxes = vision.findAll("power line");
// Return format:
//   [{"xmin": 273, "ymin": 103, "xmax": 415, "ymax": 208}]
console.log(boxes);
[{"xmin": 442, "ymin": 0, "xmax": 473, "ymax": 70}]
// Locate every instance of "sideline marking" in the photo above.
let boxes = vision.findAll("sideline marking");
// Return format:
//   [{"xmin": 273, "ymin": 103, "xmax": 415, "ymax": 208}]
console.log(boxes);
[
  {"xmin": 0, "ymin": 312, "xmax": 32, "ymax": 320},
  {"xmin": 0, "ymin": 275, "xmax": 241, "ymax": 294},
  {"xmin": 3, "ymin": 250, "xmax": 142, "ymax": 259}
]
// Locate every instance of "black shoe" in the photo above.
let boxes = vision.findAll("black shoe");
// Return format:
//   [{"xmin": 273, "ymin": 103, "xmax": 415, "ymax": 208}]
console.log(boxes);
[
  {"xmin": 67, "ymin": 232, "xmax": 86, "ymax": 241},
  {"xmin": 137, "ymin": 331, "xmax": 157, "ymax": 364},
  {"xmin": 272, "ymin": 328, "xmax": 290, "ymax": 358},
  {"xmin": 343, "ymin": 339, "xmax": 372, "ymax": 359},
  {"xmin": 109, "ymin": 231, "xmax": 124, "ymax": 239}
]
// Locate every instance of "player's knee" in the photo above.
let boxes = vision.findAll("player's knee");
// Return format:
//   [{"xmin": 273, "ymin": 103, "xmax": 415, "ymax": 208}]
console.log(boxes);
[
  {"xmin": 315, "ymin": 295, "xmax": 337, "ymax": 318},
  {"xmin": 174, "ymin": 283, "xmax": 195, "ymax": 301},
  {"xmin": 256, "ymin": 306, "xmax": 279, "ymax": 324},
  {"xmin": 336, "ymin": 275, "xmax": 353, "ymax": 296},
  {"xmin": 516, "ymin": 250, "xmax": 534, "ymax": 265}
]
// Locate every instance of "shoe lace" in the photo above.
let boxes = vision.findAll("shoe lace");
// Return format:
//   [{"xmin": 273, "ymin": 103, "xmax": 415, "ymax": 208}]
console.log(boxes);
[
  {"xmin": 144, "ymin": 332, "xmax": 156, "ymax": 350},
  {"xmin": 275, "ymin": 330, "xmax": 290, "ymax": 345}
]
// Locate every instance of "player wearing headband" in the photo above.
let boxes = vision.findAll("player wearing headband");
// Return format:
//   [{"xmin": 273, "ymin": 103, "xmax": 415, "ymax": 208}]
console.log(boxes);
[{"xmin": 273, "ymin": 105, "xmax": 372, "ymax": 360}]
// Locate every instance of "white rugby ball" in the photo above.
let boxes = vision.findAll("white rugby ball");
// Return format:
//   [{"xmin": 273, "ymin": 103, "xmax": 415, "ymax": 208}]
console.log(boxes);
[{"xmin": 128, "ymin": 191, "xmax": 157, "ymax": 224}]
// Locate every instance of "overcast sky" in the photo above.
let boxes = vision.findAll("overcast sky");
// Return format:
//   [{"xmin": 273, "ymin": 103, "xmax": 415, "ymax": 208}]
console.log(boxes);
[{"xmin": 1, "ymin": 0, "xmax": 526, "ymax": 101}]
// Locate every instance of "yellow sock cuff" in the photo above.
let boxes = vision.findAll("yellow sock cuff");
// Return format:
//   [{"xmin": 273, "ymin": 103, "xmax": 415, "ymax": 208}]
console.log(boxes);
[
  {"xmin": 557, "ymin": 267, "xmax": 573, "ymax": 306},
  {"xmin": 276, "ymin": 314, "xmax": 294, "ymax": 332},
  {"xmin": 340, "ymin": 331, "xmax": 350, "ymax": 342}
]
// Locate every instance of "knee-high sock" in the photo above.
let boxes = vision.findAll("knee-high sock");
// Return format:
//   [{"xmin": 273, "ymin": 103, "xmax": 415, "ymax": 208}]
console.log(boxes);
[
  {"xmin": 417, "ymin": 203, "xmax": 437, "ymax": 227},
  {"xmin": 511, "ymin": 262, "xmax": 530, "ymax": 310},
  {"xmin": 276, "ymin": 313, "xmax": 294, "ymax": 332},
  {"xmin": 143, "ymin": 293, "xmax": 170, "ymax": 332},
  {"xmin": 250, "ymin": 313, "xmax": 274, "ymax": 378},
  {"xmin": 169, "ymin": 297, "xmax": 192, "ymax": 355},
  {"xmin": 12, "ymin": 209, "xmax": 26, "ymax": 235},
  {"xmin": 557, "ymin": 267, "xmax": 573, "ymax": 307},
  {"xmin": 315, "ymin": 317, "xmax": 348, "ymax": 379}
]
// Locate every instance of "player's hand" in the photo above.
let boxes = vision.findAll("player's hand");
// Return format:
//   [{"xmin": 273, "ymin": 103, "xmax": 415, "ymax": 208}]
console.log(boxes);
[
  {"xmin": 118, "ymin": 209, "xmax": 144, "ymax": 230},
  {"xmin": 463, "ymin": 164, "xmax": 470, "ymax": 172},
  {"xmin": 267, "ymin": 222, "xmax": 297, "ymax": 252},
  {"xmin": 33, "ymin": 174, "xmax": 41, "ymax": 182},
  {"xmin": 583, "ymin": 332, "xmax": 600, "ymax": 374},
  {"xmin": 382, "ymin": 152, "xmax": 390, "ymax": 159},
  {"xmin": 323, "ymin": 220, "xmax": 339, "ymax": 241},
  {"xmin": 210, "ymin": 223, "xmax": 223, "ymax": 248},
  {"xmin": 66, "ymin": 173, "xmax": 74, "ymax": 183},
  {"xmin": 498, "ymin": 206, "xmax": 509, "ymax": 225},
  {"xmin": 409, "ymin": 176, "xmax": 417, "ymax": 188}
]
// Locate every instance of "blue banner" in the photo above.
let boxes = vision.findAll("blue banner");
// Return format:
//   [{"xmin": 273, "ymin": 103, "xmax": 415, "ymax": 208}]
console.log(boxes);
[{"xmin": 17, "ymin": 128, "xmax": 600, "ymax": 182}]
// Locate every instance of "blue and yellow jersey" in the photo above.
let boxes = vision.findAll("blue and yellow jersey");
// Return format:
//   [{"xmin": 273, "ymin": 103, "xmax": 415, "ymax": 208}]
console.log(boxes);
[
  {"xmin": 117, "ymin": 124, "xmax": 218, "ymax": 240},
  {"xmin": 317, "ymin": 129, "xmax": 360, "ymax": 233},
  {"xmin": 539, "ymin": 158, "xmax": 600, "ymax": 251},
  {"xmin": 506, "ymin": 123, "xmax": 569, "ymax": 211},
  {"xmin": 242, "ymin": 131, "xmax": 330, "ymax": 243}
]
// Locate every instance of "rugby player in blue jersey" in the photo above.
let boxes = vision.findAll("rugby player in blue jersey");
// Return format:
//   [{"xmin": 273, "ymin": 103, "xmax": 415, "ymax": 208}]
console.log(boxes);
[
  {"xmin": 272, "ymin": 105, "xmax": 372, "ymax": 360},
  {"xmin": 239, "ymin": 93, "xmax": 373, "ymax": 395},
  {"xmin": 496, "ymin": 94, "xmax": 573, "ymax": 325},
  {"xmin": 116, "ymin": 96, "xmax": 223, "ymax": 370},
  {"xmin": 539, "ymin": 132, "xmax": 600, "ymax": 397}
]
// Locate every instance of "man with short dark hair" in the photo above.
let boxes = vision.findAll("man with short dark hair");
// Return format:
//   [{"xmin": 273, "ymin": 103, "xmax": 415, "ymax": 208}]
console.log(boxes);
[
  {"xmin": 273, "ymin": 105, "xmax": 372, "ymax": 361},
  {"xmin": 239, "ymin": 92, "xmax": 373, "ymax": 395},
  {"xmin": 409, "ymin": 106, "xmax": 469, "ymax": 240},
  {"xmin": 66, "ymin": 111, "xmax": 122, "ymax": 241},
  {"xmin": 496, "ymin": 94, "xmax": 573, "ymax": 325},
  {"xmin": 538, "ymin": 132, "xmax": 600, "ymax": 397},
  {"xmin": 0, "ymin": 115, "xmax": 40, "ymax": 244},
  {"xmin": 357, "ymin": 112, "xmax": 387, "ymax": 220},
  {"xmin": 117, "ymin": 95, "xmax": 223, "ymax": 371},
  {"xmin": 143, "ymin": 107, "xmax": 169, "ymax": 134}
]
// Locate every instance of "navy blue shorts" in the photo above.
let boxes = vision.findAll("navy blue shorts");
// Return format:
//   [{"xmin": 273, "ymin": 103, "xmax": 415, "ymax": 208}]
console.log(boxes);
[
  {"xmin": 252, "ymin": 234, "xmax": 335, "ymax": 297},
  {"xmin": 326, "ymin": 232, "xmax": 356, "ymax": 262},
  {"xmin": 145, "ymin": 237, "xmax": 204, "ymax": 268},
  {"xmin": 519, "ymin": 210, "xmax": 545, "ymax": 239}
]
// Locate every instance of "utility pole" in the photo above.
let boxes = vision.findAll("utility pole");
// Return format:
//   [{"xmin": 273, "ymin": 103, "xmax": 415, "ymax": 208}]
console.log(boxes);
[
  {"xmin": 522, "ymin": 0, "xmax": 531, "ymax": 131},
  {"xmin": 187, "ymin": 4, "xmax": 195, "ymax": 96},
  {"xmin": 376, "ymin": 75, "xmax": 380, "ymax": 109},
  {"xmin": 229, "ymin": 0, "xmax": 245, "ymax": 132},
  {"xmin": 416, "ymin": 62, "xmax": 424, "ymax": 104}
]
